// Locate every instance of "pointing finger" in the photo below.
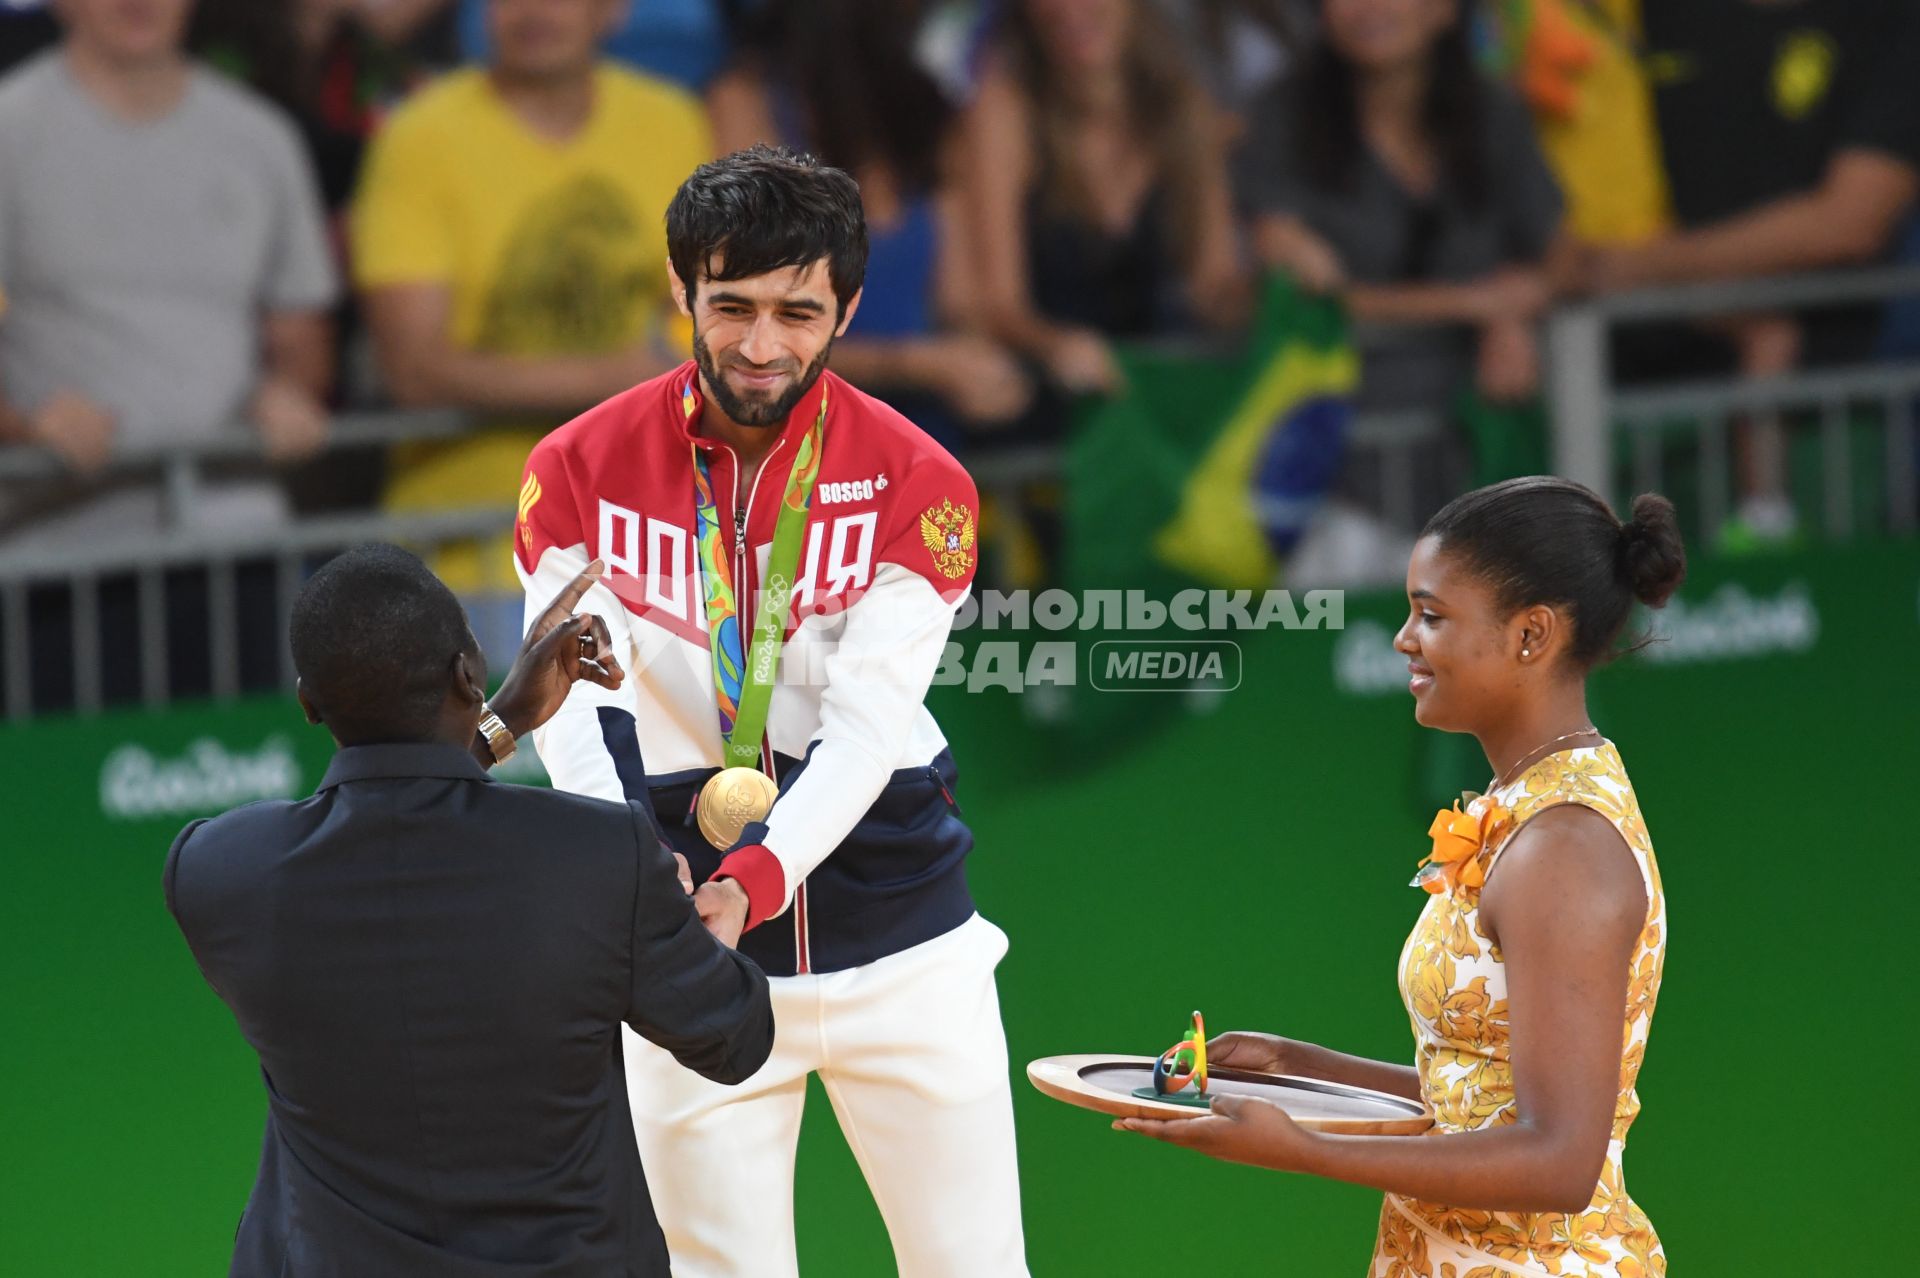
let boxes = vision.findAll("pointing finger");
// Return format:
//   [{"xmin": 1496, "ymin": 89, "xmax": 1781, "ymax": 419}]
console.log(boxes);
[{"xmin": 536, "ymin": 559, "xmax": 605, "ymax": 633}]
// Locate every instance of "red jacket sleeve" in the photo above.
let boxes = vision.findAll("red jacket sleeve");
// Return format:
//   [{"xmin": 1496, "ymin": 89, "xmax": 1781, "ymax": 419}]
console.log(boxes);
[{"xmin": 876, "ymin": 456, "xmax": 980, "ymax": 605}]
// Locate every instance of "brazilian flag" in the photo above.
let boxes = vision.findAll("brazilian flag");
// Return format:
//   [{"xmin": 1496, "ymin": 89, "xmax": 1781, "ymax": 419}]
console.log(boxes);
[
  {"xmin": 1018, "ymin": 279, "xmax": 1357, "ymax": 763},
  {"xmin": 1064, "ymin": 278, "xmax": 1358, "ymax": 593}
]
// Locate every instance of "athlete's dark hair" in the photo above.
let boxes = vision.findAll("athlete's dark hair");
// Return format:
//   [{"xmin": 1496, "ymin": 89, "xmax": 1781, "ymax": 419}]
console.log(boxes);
[
  {"xmin": 1422, "ymin": 477, "xmax": 1688, "ymax": 668},
  {"xmin": 290, "ymin": 544, "xmax": 477, "ymax": 743},
  {"xmin": 666, "ymin": 144, "xmax": 869, "ymax": 315}
]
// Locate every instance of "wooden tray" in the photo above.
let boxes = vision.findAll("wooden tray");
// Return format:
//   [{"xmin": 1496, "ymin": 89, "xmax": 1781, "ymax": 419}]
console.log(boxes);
[{"xmin": 1027, "ymin": 1054, "xmax": 1433, "ymax": 1135}]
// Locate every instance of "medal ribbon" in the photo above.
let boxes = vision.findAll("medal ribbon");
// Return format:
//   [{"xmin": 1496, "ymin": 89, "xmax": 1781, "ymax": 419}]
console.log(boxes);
[{"xmin": 686, "ymin": 379, "xmax": 826, "ymax": 769}]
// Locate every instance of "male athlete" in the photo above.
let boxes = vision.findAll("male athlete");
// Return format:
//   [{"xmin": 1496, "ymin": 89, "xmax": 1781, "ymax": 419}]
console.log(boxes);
[{"xmin": 513, "ymin": 146, "xmax": 1027, "ymax": 1277}]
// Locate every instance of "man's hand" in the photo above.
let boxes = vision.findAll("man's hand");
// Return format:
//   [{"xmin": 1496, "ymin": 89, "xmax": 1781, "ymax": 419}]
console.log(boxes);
[
  {"xmin": 671, "ymin": 852, "xmax": 694, "ymax": 896},
  {"xmin": 490, "ymin": 560, "xmax": 625, "ymax": 737},
  {"xmin": 29, "ymin": 389, "xmax": 117, "ymax": 474},
  {"xmin": 693, "ymin": 877, "xmax": 749, "ymax": 949},
  {"xmin": 1112, "ymin": 1092, "xmax": 1322, "ymax": 1172},
  {"xmin": 252, "ymin": 377, "xmax": 331, "ymax": 463}
]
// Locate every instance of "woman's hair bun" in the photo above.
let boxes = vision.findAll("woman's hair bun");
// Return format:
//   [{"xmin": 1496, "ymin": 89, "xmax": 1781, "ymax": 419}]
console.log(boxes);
[{"xmin": 1617, "ymin": 493, "xmax": 1687, "ymax": 609}]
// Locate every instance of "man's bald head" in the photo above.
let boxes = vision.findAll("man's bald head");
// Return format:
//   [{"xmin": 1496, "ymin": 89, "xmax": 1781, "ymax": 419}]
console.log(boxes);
[{"xmin": 290, "ymin": 544, "xmax": 481, "ymax": 745}]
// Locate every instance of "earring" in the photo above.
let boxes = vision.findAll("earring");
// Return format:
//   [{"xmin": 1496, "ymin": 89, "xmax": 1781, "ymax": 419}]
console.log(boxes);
[{"xmin": 1521, "ymin": 647, "xmax": 1531, "ymax": 658}]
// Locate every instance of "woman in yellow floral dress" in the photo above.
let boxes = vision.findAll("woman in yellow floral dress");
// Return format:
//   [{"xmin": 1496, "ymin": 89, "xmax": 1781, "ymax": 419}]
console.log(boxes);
[{"xmin": 1118, "ymin": 476, "xmax": 1686, "ymax": 1278}]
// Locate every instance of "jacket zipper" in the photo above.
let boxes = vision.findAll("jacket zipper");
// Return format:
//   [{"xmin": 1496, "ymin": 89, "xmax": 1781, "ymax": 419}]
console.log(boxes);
[
  {"xmin": 732, "ymin": 437, "xmax": 783, "ymax": 601},
  {"xmin": 732, "ymin": 438, "xmax": 809, "ymax": 974},
  {"xmin": 931, "ymin": 767, "xmax": 961, "ymax": 816}
]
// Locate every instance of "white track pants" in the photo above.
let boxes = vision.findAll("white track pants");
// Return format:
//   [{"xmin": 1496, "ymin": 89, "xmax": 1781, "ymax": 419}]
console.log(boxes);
[{"xmin": 623, "ymin": 913, "xmax": 1028, "ymax": 1278}]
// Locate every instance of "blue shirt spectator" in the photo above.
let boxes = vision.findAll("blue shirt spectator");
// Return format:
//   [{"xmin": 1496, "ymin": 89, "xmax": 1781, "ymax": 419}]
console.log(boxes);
[{"xmin": 458, "ymin": 0, "xmax": 730, "ymax": 92}]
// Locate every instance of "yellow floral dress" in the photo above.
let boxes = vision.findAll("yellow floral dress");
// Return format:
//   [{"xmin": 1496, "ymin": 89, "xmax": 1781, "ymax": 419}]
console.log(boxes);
[{"xmin": 1371, "ymin": 743, "xmax": 1667, "ymax": 1278}]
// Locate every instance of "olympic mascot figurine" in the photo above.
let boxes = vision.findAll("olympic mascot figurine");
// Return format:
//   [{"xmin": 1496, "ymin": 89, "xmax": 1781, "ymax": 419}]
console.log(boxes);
[{"xmin": 1139, "ymin": 1011, "xmax": 1210, "ymax": 1107}]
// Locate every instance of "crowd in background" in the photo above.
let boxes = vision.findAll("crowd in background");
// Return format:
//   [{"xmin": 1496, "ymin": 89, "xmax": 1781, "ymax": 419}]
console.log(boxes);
[{"xmin": 2, "ymin": 0, "xmax": 1919, "ymax": 567}]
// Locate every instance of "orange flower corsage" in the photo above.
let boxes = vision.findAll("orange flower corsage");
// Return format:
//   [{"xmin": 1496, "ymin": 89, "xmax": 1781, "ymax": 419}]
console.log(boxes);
[{"xmin": 1412, "ymin": 792, "xmax": 1513, "ymax": 894}]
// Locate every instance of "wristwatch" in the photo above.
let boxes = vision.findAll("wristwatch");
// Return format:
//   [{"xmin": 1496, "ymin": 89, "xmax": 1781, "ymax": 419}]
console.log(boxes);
[{"xmin": 476, "ymin": 702, "xmax": 517, "ymax": 765}]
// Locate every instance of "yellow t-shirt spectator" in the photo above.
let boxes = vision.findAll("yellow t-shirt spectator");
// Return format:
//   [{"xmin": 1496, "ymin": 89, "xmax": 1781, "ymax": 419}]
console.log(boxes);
[{"xmin": 353, "ymin": 64, "xmax": 709, "ymax": 588}]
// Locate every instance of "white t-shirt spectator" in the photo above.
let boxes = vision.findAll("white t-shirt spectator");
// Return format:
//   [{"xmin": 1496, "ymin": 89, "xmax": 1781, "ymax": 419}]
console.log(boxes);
[{"xmin": 0, "ymin": 50, "xmax": 338, "ymax": 453}]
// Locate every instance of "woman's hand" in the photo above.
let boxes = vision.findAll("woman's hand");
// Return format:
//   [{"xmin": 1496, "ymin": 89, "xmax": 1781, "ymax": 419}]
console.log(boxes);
[
  {"xmin": 1043, "ymin": 328, "xmax": 1123, "ymax": 396},
  {"xmin": 1206, "ymin": 1030, "xmax": 1293, "ymax": 1075},
  {"xmin": 1252, "ymin": 215, "xmax": 1348, "ymax": 295},
  {"xmin": 922, "ymin": 334, "xmax": 1036, "ymax": 424},
  {"xmin": 1114, "ymin": 1093, "xmax": 1323, "ymax": 1172}
]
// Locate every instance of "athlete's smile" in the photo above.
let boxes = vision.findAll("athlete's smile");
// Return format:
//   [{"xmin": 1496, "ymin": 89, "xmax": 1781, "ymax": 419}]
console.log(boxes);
[{"xmin": 726, "ymin": 364, "xmax": 792, "ymax": 393}]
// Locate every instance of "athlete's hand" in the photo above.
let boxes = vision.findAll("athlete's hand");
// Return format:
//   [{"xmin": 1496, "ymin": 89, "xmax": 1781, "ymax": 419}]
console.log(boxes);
[
  {"xmin": 694, "ymin": 877, "xmax": 749, "ymax": 948},
  {"xmin": 1113, "ymin": 1092, "xmax": 1321, "ymax": 1172},
  {"xmin": 672, "ymin": 852, "xmax": 695, "ymax": 896},
  {"xmin": 29, "ymin": 389, "xmax": 118, "ymax": 475},
  {"xmin": 492, "ymin": 560, "xmax": 624, "ymax": 737}
]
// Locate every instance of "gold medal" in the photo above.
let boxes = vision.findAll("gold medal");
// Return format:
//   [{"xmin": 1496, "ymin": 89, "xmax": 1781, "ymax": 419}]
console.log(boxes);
[{"xmin": 695, "ymin": 766, "xmax": 779, "ymax": 850}]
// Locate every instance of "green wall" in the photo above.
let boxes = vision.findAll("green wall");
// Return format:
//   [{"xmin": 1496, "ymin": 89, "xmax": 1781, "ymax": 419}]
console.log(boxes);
[{"xmin": 5, "ymin": 540, "xmax": 1916, "ymax": 1274}]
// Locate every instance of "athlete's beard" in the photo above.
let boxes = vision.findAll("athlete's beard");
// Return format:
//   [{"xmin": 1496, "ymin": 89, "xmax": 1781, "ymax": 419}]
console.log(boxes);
[{"xmin": 693, "ymin": 329, "xmax": 834, "ymax": 428}]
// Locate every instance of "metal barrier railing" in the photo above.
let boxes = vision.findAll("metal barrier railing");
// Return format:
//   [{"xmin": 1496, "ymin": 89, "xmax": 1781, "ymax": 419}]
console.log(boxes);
[
  {"xmin": 1611, "ymin": 363, "xmax": 1920, "ymax": 539},
  {"xmin": 0, "ymin": 407, "xmax": 1447, "ymax": 721},
  {"xmin": 1545, "ymin": 264, "xmax": 1920, "ymax": 532},
  {"xmin": 0, "ymin": 509, "xmax": 511, "ymax": 720},
  {"xmin": 0, "ymin": 408, "xmax": 472, "ymax": 535}
]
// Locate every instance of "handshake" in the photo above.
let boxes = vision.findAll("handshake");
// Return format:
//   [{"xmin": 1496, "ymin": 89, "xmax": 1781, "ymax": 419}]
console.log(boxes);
[{"xmin": 674, "ymin": 854, "xmax": 749, "ymax": 949}]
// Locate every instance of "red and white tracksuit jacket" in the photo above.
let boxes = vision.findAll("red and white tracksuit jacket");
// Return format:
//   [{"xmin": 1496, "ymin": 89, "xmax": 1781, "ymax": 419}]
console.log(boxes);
[{"xmin": 515, "ymin": 363, "xmax": 979, "ymax": 978}]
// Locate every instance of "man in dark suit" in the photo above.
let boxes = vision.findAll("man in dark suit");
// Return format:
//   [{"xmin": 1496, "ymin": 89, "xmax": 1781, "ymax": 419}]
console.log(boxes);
[{"xmin": 165, "ymin": 543, "xmax": 774, "ymax": 1277}]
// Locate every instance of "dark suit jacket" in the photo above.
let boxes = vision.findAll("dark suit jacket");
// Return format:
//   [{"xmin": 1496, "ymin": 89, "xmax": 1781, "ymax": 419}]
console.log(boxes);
[{"xmin": 164, "ymin": 743, "xmax": 774, "ymax": 1277}]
